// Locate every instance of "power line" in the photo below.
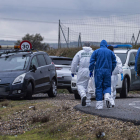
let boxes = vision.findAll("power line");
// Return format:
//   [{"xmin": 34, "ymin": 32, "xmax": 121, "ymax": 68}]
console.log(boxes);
[
  {"xmin": 0, "ymin": 17, "xmax": 58, "ymax": 24},
  {"xmin": 1, "ymin": 17, "xmax": 140, "ymax": 29}
]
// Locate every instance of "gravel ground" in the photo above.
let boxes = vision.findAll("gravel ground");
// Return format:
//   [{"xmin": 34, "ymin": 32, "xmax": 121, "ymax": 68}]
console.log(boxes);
[{"xmin": 0, "ymin": 93, "xmax": 140, "ymax": 139}]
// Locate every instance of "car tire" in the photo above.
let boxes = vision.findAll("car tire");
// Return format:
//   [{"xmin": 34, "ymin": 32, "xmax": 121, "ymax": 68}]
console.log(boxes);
[
  {"xmin": 25, "ymin": 82, "xmax": 33, "ymax": 100},
  {"xmin": 120, "ymin": 78, "xmax": 128, "ymax": 98},
  {"xmin": 48, "ymin": 79, "xmax": 57, "ymax": 97},
  {"xmin": 74, "ymin": 91, "xmax": 81, "ymax": 99},
  {"xmin": 67, "ymin": 87, "xmax": 73, "ymax": 93}
]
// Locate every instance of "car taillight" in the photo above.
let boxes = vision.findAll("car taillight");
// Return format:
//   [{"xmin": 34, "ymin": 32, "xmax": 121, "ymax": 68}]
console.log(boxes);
[{"xmin": 56, "ymin": 67, "xmax": 62, "ymax": 70}]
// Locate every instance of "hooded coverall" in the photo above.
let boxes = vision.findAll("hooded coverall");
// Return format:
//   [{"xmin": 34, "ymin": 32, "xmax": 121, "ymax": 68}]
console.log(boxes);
[
  {"xmin": 71, "ymin": 47, "xmax": 93, "ymax": 100},
  {"xmin": 111, "ymin": 54, "xmax": 123, "ymax": 100},
  {"xmin": 89, "ymin": 40, "xmax": 116, "ymax": 106},
  {"xmin": 135, "ymin": 47, "xmax": 140, "ymax": 73}
]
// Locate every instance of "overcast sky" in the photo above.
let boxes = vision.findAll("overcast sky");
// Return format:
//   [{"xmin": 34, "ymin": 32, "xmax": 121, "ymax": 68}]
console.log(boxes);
[{"xmin": 0, "ymin": 0, "xmax": 140, "ymax": 43}]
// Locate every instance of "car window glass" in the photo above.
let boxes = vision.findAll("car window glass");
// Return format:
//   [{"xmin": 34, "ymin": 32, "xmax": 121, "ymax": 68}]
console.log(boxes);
[
  {"xmin": 114, "ymin": 53, "xmax": 127, "ymax": 65},
  {"xmin": 133, "ymin": 52, "xmax": 137, "ymax": 57},
  {"xmin": 37, "ymin": 55, "xmax": 47, "ymax": 66},
  {"xmin": 44, "ymin": 54, "xmax": 52, "ymax": 65},
  {"xmin": 51, "ymin": 58, "xmax": 72, "ymax": 65},
  {"xmin": 31, "ymin": 56, "xmax": 39, "ymax": 68},
  {"xmin": 0, "ymin": 55, "xmax": 29, "ymax": 71},
  {"xmin": 129, "ymin": 53, "xmax": 135, "ymax": 63}
]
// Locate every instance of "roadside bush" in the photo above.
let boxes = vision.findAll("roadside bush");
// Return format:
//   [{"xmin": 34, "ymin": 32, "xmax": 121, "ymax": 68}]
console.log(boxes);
[
  {"xmin": 31, "ymin": 114, "xmax": 50, "ymax": 124},
  {"xmin": 48, "ymin": 122, "xmax": 73, "ymax": 136},
  {"xmin": 1, "ymin": 100, "xmax": 9, "ymax": 107},
  {"xmin": 47, "ymin": 46, "xmax": 99, "ymax": 58}
]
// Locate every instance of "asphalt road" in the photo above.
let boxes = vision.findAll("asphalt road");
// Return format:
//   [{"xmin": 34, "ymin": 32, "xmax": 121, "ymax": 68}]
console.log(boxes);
[{"xmin": 75, "ymin": 97, "xmax": 140, "ymax": 125}]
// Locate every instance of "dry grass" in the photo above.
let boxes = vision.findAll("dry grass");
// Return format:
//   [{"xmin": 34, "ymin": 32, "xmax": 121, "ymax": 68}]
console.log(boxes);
[
  {"xmin": 32, "ymin": 106, "xmax": 36, "ymax": 110},
  {"xmin": 1, "ymin": 100, "xmax": 9, "ymax": 107},
  {"xmin": 132, "ymin": 45, "xmax": 140, "ymax": 49},
  {"xmin": 48, "ymin": 121, "xmax": 73, "ymax": 136},
  {"xmin": 47, "ymin": 46, "xmax": 99, "ymax": 58},
  {"xmin": 0, "ymin": 94, "xmax": 140, "ymax": 140},
  {"xmin": 31, "ymin": 114, "xmax": 50, "ymax": 124},
  {"xmin": 62, "ymin": 104, "xmax": 70, "ymax": 111}
]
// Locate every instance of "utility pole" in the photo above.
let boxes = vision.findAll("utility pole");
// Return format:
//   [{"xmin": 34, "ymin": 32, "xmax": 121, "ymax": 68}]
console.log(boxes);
[
  {"xmin": 58, "ymin": 20, "xmax": 61, "ymax": 49},
  {"xmin": 67, "ymin": 27, "xmax": 69, "ymax": 48},
  {"xmin": 135, "ymin": 30, "xmax": 140, "ymax": 46}
]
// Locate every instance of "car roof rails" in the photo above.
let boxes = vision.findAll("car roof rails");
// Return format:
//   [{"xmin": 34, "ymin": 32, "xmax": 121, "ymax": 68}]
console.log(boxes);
[{"xmin": 0, "ymin": 48, "xmax": 37, "ymax": 56}]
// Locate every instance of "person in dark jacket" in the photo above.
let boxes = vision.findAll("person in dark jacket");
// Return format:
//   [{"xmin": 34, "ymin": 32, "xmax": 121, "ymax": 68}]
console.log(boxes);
[
  {"xmin": 89, "ymin": 40, "xmax": 117, "ymax": 109},
  {"xmin": 137, "ymin": 53, "xmax": 140, "ymax": 76},
  {"xmin": 135, "ymin": 47, "xmax": 140, "ymax": 76}
]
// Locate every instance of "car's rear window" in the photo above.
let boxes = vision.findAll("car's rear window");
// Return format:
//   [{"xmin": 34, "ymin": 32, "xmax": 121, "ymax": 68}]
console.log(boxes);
[{"xmin": 51, "ymin": 58, "xmax": 72, "ymax": 65}]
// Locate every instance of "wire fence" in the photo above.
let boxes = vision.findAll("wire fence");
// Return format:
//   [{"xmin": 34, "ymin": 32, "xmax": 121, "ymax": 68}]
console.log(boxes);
[
  {"xmin": 58, "ymin": 21, "xmax": 82, "ymax": 48},
  {"xmin": 59, "ymin": 14, "xmax": 140, "ymax": 47}
]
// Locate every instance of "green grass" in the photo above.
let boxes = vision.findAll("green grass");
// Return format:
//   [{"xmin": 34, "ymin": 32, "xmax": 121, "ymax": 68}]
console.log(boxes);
[
  {"xmin": 0, "ymin": 122, "xmax": 76, "ymax": 140},
  {"xmin": 0, "ymin": 99, "xmax": 52, "ymax": 120}
]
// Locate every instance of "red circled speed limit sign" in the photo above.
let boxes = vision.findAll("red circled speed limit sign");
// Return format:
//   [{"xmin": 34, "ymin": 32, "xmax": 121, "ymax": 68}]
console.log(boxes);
[{"xmin": 20, "ymin": 41, "xmax": 32, "ymax": 50}]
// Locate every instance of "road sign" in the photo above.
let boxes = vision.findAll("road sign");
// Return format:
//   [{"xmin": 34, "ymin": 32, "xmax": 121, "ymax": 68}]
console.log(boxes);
[{"xmin": 20, "ymin": 41, "xmax": 32, "ymax": 50}]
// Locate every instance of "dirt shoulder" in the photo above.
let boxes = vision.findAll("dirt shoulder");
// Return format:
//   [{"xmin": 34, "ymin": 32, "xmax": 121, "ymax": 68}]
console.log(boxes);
[{"xmin": 0, "ymin": 93, "xmax": 140, "ymax": 140}]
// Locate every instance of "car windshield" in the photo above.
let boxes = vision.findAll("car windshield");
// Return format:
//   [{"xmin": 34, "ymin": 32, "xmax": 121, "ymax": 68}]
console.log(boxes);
[
  {"xmin": 51, "ymin": 58, "xmax": 72, "ymax": 65},
  {"xmin": 115, "ymin": 53, "xmax": 127, "ymax": 65},
  {"xmin": 0, "ymin": 55, "xmax": 29, "ymax": 71}
]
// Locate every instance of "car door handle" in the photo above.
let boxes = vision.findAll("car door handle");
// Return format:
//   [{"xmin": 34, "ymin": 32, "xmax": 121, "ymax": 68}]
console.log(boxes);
[
  {"xmin": 40, "ymin": 71, "xmax": 42, "ymax": 73},
  {"xmin": 48, "ymin": 68, "xmax": 50, "ymax": 71}
]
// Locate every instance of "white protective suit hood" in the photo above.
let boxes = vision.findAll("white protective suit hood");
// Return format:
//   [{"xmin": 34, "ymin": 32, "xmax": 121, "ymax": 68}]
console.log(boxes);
[
  {"xmin": 82, "ymin": 46, "xmax": 92, "ymax": 52},
  {"xmin": 71, "ymin": 46, "xmax": 93, "ymax": 74}
]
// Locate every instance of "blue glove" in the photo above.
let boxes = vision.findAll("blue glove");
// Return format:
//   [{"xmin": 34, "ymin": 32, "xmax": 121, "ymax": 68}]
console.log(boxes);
[
  {"xmin": 136, "ymin": 72, "xmax": 138, "ymax": 77},
  {"xmin": 89, "ymin": 72, "xmax": 93, "ymax": 77},
  {"xmin": 71, "ymin": 73, "xmax": 74, "ymax": 77},
  {"xmin": 121, "ymin": 73, "xmax": 123, "ymax": 81}
]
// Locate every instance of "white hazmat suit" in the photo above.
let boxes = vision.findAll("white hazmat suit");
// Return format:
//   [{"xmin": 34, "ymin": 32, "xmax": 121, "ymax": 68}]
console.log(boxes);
[
  {"xmin": 71, "ymin": 46, "xmax": 93, "ymax": 106},
  {"xmin": 111, "ymin": 54, "xmax": 123, "ymax": 101},
  {"xmin": 86, "ymin": 77, "xmax": 95, "ymax": 106}
]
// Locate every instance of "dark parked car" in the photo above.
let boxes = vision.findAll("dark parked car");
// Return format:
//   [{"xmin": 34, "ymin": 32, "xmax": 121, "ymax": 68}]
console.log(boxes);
[
  {"xmin": 0, "ymin": 50, "xmax": 57, "ymax": 99},
  {"xmin": 50, "ymin": 56, "xmax": 73, "ymax": 93}
]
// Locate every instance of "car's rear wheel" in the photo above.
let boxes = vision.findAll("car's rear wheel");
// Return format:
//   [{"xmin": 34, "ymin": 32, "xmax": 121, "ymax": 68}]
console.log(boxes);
[
  {"xmin": 74, "ymin": 91, "xmax": 81, "ymax": 99},
  {"xmin": 48, "ymin": 79, "xmax": 57, "ymax": 97},
  {"xmin": 25, "ymin": 82, "xmax": 33, "ymax": 100},
  {"xmin": 120, "ymin": 78, "xmax": 128, "ymax": 98}
]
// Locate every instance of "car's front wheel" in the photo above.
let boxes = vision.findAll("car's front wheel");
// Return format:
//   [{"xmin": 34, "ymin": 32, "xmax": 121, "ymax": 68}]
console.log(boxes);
[
  {"xmin": 120, "ymin": 78, "xmax": 128, "ymax": 98},
  {"xmin": 25, "ymin": 82, "xmax": 33, "ymax": 100},
  {"xmin": 48, "ymin": 79, "xmax": 57, "ymax": 97}
]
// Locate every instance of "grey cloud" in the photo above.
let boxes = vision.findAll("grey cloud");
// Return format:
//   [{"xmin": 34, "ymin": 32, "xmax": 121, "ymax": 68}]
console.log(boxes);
[{"xmin": 0, "ymin": 0, "xmax": 140, "ymax": 43}]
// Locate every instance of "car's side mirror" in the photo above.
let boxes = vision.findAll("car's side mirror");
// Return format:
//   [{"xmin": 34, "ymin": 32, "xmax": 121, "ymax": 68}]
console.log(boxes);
[
  {"xmin": 30, "ymin": 64, "xmax": 37, "ymax": 72},
  {"xmin": 129, "ymin": 61, "xmax": 135, "ymax": 66}
]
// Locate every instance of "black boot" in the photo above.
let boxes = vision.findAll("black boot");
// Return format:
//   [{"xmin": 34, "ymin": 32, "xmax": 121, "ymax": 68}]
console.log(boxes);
[{"xmin": 82, "ymin": 96, "xmax": 87, "ymax": 106}]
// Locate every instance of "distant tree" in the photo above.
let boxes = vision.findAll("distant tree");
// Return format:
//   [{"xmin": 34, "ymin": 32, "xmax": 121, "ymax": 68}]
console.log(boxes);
[{"xmin": 15, "ymin": 33, "xmax": 50, "ymax": 50}]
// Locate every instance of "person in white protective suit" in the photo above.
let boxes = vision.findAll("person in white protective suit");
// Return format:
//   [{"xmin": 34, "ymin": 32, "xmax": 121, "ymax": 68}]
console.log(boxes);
[
  {"xmin": 71, "ymin": 42, "xmax": 93, "ymax": 106},
  {"xmin": 108, "ymin": 46, "xmax": 123, "ymax": 105}
]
